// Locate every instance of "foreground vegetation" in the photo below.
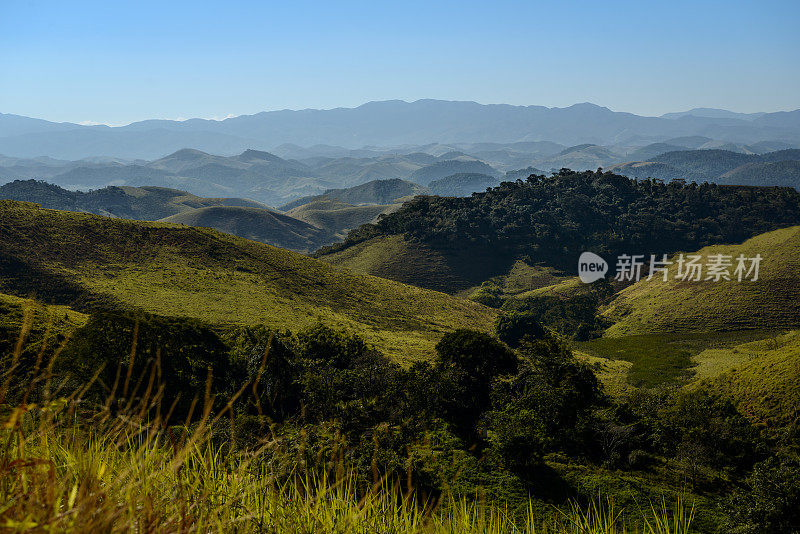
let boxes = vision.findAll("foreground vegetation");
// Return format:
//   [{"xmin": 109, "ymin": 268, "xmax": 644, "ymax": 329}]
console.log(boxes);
[
  {"xmin": 1, "ymin": 402, "xmax": 697, "ymax": 533},
  {"xmin": 2, "ymin": 294, "xmax": 799, "ymax": 532},
  {"xmin": 0, "ymin": 309, "xmax": 698, "ymax": 533}
]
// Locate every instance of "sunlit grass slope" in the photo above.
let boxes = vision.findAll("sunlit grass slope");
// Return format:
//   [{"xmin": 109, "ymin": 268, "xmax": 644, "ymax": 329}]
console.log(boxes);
[
  {"xmin": 578, "ymin": 330, "xmax": 782, "ymax": 389},
  {"xmin": 0, "ymin": 201, "xmax": 495, "ymax": 362},
  {"xmin": 0, "ymin": 291, "xmax": 87, "ymax": 357},
  {"xmin": 691, "ymin": 330, "xmax": 800, "ymax": 426},
  {"xmin": 602, "ymin": 226, "xmax": 800, "ymax": 336}
]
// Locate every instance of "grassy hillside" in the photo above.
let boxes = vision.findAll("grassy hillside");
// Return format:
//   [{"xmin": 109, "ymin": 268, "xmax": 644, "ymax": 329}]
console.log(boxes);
[
  {"xmin": 287, "ymin": 197, "xmax": 398, "ymax": 240},
  {"xmin": 279, "ymin": 178, "xmax": 428, "ymax": 211},
  {"xmin": 318, "ymin": 178, "xmax": 428, "ymax": 205},
  {"xmin": 692, "ymin": 331, "xmax": 800, "ymax": 426},
  {"xmin": 0, "ymin": 180, "xmax": 339, "ymax": 253},
  {"xmin": 160, "ymin": 205, "xmax": 332, "ymax": 253},
  {"xmin": 0, "ymin": 291, "xmax": 88, "ymax": 358},
  {"xmin": 577, "ymin": 331, "xmax": 778, "ymax": 389},
  {"xmin": 603, "ymin": 226, "xmax": 800, "ymax": 336},
  {"xmin": 0, "ymin": 201, "xmax": 496, "ymax": 362}
]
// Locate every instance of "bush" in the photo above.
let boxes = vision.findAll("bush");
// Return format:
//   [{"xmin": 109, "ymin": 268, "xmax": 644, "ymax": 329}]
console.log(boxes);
[
  {"xmin": 494, "ymin": 311, "xmax": 546, "ymax": 348},
  {"xmin": 726, "ymin": 455, "xmax": 800, "ymax": 534},
  {"xmin": 57, "ymin": 311, "xmax": 233, "ymax": 421}
]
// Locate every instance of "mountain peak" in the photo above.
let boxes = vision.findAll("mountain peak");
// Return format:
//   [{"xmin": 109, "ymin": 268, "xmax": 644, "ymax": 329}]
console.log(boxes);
[
  {"xmin": 564, "ymin": 102, "xmax": 609, "ymax": 111},
  {"xmin": 238, "ymin": 149, "xmax": 284, "ymax": 162},
  {"xmin": 165, "ymin": 148, "xmax": 211, "ymax": 160}
]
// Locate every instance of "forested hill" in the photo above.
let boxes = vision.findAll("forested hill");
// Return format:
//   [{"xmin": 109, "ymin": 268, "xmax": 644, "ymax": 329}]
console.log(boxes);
[{"xmin": 318, "ymin": 169, "xmax": 800, "ymax": 286}]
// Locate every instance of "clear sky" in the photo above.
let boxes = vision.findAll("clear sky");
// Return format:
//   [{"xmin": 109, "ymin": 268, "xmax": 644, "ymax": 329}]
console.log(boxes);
[{"xmin": 2, "ymin": 0, "xmax": 798, "ymax": 125}]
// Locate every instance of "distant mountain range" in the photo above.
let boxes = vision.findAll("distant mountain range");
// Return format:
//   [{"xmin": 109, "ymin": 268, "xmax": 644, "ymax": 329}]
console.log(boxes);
[
  {"xmin": 2, "ymin": 100, "xmax": 799, "ymax": 160},
  {"xmin": 609, "ymin": 149, "xmax": 800, "ymax": 187},
  {"xmin": 2, "ymin": 141, "xmax": 799, "ymax": 209}
]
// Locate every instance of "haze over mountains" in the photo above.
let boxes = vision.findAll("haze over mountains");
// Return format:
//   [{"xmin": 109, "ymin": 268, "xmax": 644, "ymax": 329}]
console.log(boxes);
[{"xmin": 2, "ymin": 100, "xmax": 800, "ymax": 160}]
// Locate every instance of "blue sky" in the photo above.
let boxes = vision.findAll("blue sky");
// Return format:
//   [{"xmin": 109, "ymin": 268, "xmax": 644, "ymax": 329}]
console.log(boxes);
[{"xmin": 2, "ymin": 0, "xmax": 798, "ymax": 125}]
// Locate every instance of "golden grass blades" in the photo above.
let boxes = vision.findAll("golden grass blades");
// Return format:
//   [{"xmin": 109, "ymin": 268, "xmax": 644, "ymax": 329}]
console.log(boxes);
[
  {"xmin": 642, "ymin": 494, "xmax": 696, "ymax": 534},
  {"xmin": 0, "ymin": 408, "xmax": 699, "ymax": 533}
]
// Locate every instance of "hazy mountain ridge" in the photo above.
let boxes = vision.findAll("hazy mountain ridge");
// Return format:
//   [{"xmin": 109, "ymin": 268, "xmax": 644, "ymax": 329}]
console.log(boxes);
[
  {"xmin": 610, "ymin": 149, "xmax": 800, "ymax": 188},
  {"xmin": 3, "ymin": 143, "xmax": 799, "ymax": 210},
  {"xmin": 3, "ymin": 100, "xmax": 800, "ymax": 160}
]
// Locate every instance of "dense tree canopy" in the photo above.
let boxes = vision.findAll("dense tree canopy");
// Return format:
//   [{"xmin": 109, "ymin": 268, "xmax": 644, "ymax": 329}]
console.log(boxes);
[{"xmin": 325, "ymin": 169, "xmax": 800, "ymax": 269}]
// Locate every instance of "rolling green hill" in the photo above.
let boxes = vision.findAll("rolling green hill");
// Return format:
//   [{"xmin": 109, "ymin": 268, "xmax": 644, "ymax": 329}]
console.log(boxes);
[
  {"xmin": 0, "ymin": 180, "xmax": 337, "ymax": 253},
  {"xmin": 287, "ymin": 197, "xmax": 398, "ymax": 240},
  {"xmin": 159, "ymin": 205, "xmax": 333, "ymax": 253},
  {"xmin": 606, "ymin": 161, "xmax": 703, "ymax": 182},
  {"xmin": 310, "ymin": 157, "xmax": 424, "ymax": 186},
  {"xmin": 535, "ymin": 144, "xmax": 622, "ymax": 171},
  {"xmin": 625, "ymin": 143, "xmax": 688, "ymax": 162},
  {"xmin": 409, "ymin": 160, "xmax": 499, "ymax": 185},
  {"xmin": 279, "ymin": 179, "xmax": 428, "ymax": 211},
  {"xmin": 319, "ymin": 234, "xmax": 514, "ymax": 293},
  {"xmin": 0, "ymin": 179, "xmax": 270, "ymax": 219},
  {"xmin": 602, "ymin": 226, "xmax": 800, "ymax": 336},
  {"xmin": 0, "ymin": 200, "xmax": 495, "ymax": 362},
  {"xmin": 611, "ymin": 149, "xmax": 800, "ymax": 187},
  {"xmin": 650, "ymin": 149, "xmax": 756, "ymax": 176},
  {"xmin": 691, "ymin": 331, "xmax": 800, "ymax": 426}
]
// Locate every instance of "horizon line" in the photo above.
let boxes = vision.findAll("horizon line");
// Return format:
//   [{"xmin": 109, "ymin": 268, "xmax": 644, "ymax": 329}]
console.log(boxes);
[{"xmin": 4, "ymin": 99, "xmax": 799, "ymax": 128}]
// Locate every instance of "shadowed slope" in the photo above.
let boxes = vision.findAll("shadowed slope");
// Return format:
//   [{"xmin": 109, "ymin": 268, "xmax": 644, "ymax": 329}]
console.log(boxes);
[{"xmin": 160, "ymin": 205, "xmax": 331, "ymax": 253}]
